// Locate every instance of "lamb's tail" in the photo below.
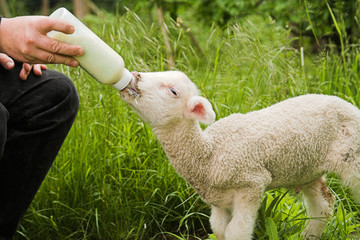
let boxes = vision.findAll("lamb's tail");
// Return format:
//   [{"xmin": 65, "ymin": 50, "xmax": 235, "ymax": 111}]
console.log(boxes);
[
  {"xmin": 336, "ymin": 151, "xmax": 360, "ymax": 202},
  {"xmin": 331, "ymin": 117, "xmax": 360, "ymax": 202},
  {"xmin": 340, "ymin": 168, "xmax": 360, "ymax": 202}
]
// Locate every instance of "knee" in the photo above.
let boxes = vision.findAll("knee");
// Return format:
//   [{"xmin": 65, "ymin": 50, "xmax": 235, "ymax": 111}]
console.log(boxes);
[
  {"xmin": 0, "ymin": 103, "xmax": 9, "ymax": 123},
  {"xmin": 42, "ymin": 70, "xmax": 79, "ymax": 121},
  {"xmin": 302, "ymin": 177, "xmax": 335, "ymax": 213},
  {"xmin": 225, "ymin": 222, "xmax": 254, "ymax": 240},
  {"xmin": 210, "ymin": 207, "xmax": 231, "ymax": 231},
  {"xmin": 0, "ymin": 104, "xmax": 9, "ymax": 158},
  {"xmin": 52, "ymin": 70, "xmax": 79, "ymax": 109},
  {"xmin": 19, "ymin": 70, "xmax": 80, "ymax": 131}
]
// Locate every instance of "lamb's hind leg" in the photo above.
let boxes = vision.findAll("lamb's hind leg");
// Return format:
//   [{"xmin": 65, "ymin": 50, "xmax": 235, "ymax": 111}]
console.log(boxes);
[{"xmin": 301, "ymin": 176, "xmax": 335, "ymax": 240}]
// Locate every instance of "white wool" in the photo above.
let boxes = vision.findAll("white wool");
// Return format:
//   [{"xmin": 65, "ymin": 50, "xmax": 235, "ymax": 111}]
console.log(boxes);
[{"xmin": 120, "ymin": 71, "xmax": 360, "ymax": 240}]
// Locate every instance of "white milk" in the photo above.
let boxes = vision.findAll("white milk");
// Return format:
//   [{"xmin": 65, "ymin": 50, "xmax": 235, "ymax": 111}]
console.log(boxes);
[{"xmin": 48, "ymin": 7, "xmax": 133, "ymax": 90}]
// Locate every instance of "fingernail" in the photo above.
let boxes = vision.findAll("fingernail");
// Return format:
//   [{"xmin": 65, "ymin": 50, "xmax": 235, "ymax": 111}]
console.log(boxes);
[
  {"xmin": 77, "ymin": 48, "xmax": 84, "ymax": 56},
  {"xmin": 5, "ymin": 62, "xmax": 14, "ymax": 69},
  {"xmin": 24, "ymin": 64, "xmax": 32, "ymax": 71},
  {"xmin": 69, "ymin": 26, "xmax": 75, "ymax": 33},
  {"xmin": 70, "ymin": 60, "xmax": 78, "ymax": 67}
]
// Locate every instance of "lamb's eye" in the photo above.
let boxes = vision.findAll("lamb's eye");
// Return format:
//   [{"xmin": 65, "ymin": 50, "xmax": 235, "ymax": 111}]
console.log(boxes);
[{"xmin": 170, "ymin": 88, "xmax": 178, "ymax": 96}]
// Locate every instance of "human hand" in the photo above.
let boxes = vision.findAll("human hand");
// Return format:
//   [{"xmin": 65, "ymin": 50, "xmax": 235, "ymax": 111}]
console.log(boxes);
[
  {"xmin": 0, "ymin": 53, "xmax": 47, "ymax": 80},
  {"xmin": 0, "ymin": 16, "xmax": 84, "ymax": 67}
]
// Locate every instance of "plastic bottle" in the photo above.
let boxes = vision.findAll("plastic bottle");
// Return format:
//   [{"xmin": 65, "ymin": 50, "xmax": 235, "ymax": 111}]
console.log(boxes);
[{"xmin": 48, "ymin": 7, "xmax": 133, "ymax": 90}]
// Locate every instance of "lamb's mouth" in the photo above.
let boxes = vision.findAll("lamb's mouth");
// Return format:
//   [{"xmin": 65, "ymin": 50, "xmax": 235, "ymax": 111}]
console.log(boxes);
[
  {"xmin": 126, "ymin": 85, "xmax": 140, "ymax": 98},
  {"xmin": 121, "ymin": 72, "xmax": 141, "ymax": 99}
]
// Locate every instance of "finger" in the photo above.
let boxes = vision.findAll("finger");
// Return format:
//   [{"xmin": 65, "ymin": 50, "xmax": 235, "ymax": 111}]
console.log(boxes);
[
  {"xmin": 0, "ymin": 53, "xmax": 15, "ymax": 70},
  {"xmin": 41, "ymin": 64, "xmax": 47, "ymax": 70},
  {"xmin": 32, "ymin": 64, "xmax": 47, "ymax": 76},
  {"xmin": 32, "ymin": 65, "xmax": 42, "ymax": 76},
  {"xmin": 40, "ymin": 17, "xmax": 75, "ymax": 35},
  {"xmin": 23, "ymin": 47, "xmax": 79, "ymax": 67},
  {"xmin": 38, "ymin": 35, "xmax": 84, "ymax": 57},
  {"xmin": 19, "ymin": 63, "xmax": 33, "ymax": 80}
]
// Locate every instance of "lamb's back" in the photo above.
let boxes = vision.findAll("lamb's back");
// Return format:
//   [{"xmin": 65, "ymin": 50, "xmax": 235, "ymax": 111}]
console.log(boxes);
[{"xmin": 205, "ymin": 94, "xmax": 360, "ymax": 189}]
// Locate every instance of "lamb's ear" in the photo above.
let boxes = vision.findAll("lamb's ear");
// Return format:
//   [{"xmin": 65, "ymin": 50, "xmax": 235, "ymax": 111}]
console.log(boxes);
[{"xmin": 184, "ymin": 96, "xmax": 215, "ymax": 124}]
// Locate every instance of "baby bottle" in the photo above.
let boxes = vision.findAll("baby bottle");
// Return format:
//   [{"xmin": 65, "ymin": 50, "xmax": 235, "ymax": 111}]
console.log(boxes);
[{"xmin": 48, "ymin": 7, "xmax": 133, "ymax": 90}]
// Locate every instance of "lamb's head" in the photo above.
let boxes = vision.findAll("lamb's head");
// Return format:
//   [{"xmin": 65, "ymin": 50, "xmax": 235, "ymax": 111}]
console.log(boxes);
[{"xmin": 120, "ymin": 71, "xmax": 215, "ymax": 128}]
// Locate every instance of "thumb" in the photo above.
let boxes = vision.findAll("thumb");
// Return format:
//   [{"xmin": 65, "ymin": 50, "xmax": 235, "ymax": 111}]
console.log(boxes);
[{"xmin": 0, "ymin": 53, "xmax": 15, "ymax": 70}]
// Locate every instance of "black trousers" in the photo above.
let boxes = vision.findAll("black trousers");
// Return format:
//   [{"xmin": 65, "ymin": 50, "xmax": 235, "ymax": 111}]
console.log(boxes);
[{"xmin": 0, "ymin": 63, "xmax": 79, "ymax": 239}]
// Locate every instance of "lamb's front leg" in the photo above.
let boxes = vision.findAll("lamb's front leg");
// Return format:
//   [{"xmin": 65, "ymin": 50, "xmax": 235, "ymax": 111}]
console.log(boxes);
[
  {"xmin": 210, "ymin": 206, "xmax": 231, "ymax": 240},
  {"xmin": 224, "ymin": 188, "xmax": 264, "ymax": 240}
]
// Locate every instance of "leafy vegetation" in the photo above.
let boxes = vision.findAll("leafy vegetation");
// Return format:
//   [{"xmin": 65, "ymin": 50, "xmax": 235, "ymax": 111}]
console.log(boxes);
[
  {"xmin": 10, "ymin": 2, "xmax": 360, "ymax": 240},
  {"xmin": 4, "ymin": 0, "xmax": 359, "ymax": 49},
  {"xmin": 120, "ymin": 0, "xmax": 360, "ymax": 51}
]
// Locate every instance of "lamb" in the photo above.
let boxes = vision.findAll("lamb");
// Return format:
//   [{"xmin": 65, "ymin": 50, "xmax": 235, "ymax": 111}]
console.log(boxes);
[{"xmin": 119, "ymin": 71, "xmax": 360, "ymax": 240}]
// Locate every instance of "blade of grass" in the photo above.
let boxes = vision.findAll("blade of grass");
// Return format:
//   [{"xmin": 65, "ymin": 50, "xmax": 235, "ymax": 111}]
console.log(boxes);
[{"xmin": 326, "ymin": 0, "xmax": 347, "ymax": 79}]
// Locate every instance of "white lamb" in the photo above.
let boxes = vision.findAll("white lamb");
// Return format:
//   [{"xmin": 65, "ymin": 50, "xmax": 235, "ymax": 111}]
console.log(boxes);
[{"xmin": 120, "ymin": 71, "xmax": 360, "ymax": 240}]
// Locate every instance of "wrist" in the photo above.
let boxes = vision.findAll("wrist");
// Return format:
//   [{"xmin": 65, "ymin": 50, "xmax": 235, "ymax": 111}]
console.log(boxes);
[{"xmin": 0, "ymin": 17, "xmax": 7, "ymax": 54}]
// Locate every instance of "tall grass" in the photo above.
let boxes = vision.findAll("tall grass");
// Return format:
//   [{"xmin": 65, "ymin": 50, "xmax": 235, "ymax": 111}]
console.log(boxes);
[{"xmin": 15, "ymin": 8, "xmax": 360, "ymax": 240}]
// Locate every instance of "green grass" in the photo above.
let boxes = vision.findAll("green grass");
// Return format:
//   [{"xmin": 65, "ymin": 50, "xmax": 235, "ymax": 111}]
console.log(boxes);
[{"xmin": 14, "ymin": 8, "xmax": 360, "ymax": 240}]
